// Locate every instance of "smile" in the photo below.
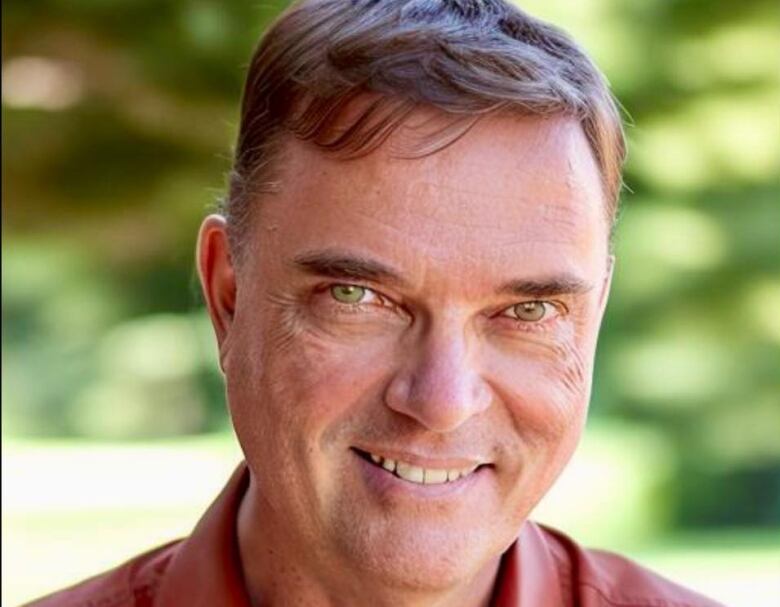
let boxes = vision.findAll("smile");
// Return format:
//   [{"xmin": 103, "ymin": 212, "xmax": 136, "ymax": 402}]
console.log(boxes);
[{"xmin": 355, "ymin": 449, "xmax": 482, "ymax": 485}]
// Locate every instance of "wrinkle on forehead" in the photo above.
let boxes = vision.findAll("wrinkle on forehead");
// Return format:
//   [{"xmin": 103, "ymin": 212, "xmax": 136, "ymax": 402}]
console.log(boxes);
[
  {"xmin": 342, "ymin": 200, "xmax": 587, "ymax": 254},
  {"xmin": 254, "ymin": 113, "xmax": 608, "ymax": 284},
  {"xmin": 276, "ymin": 113, "xmax": 603, "ymax": 210}
]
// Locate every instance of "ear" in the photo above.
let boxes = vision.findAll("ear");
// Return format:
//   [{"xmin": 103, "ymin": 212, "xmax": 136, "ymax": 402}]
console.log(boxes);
[
  {"xmin": 197, "ymin": 215, "xmax": 236, "ymax": 370},
  {"xmin": 597, "ymin": 254, "xmax": 615, "ymax": 318}
]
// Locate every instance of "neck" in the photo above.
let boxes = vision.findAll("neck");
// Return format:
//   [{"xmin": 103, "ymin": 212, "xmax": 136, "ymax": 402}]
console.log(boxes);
[{"xmin": 236, "ymin": 478, "xmax": 501, "ymax": 607}]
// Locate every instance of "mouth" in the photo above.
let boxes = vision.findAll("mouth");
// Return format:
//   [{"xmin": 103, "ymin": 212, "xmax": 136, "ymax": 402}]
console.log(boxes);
[{"xmin": 352, "ymin": 448, "xmax": 487, "ymax": 486}]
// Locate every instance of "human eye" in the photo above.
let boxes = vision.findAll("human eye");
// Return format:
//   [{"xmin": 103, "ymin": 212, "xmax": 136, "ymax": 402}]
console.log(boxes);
[
  {"xmin": 328, "ymin": 284, "xmax": 381, "ymax": 305},
  {"xmin": 317, "ymin": 283, "xmax": 407, "ymax": 327},
  {"xmin": 499, "ymin": 300, "xmax": 562, "ymax": 324}
]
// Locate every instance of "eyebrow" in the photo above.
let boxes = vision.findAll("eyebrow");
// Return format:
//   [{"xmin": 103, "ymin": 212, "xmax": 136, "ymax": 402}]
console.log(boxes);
[
  {"xmin": 497, "ymin": 275, "xmax": 593, "ymax": 298},
  {"xmin": 293, "ymin": 250, "xmax": 593, "ymax": 298},
  {"xmin": 292, "ymin": 250, "xmax": 409, "ymax": 287}
]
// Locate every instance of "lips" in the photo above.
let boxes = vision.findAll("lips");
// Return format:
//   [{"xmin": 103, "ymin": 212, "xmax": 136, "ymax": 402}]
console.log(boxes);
[{"xmin": 354, "ymin": 448, "xmax": 483, "ymax": 485}]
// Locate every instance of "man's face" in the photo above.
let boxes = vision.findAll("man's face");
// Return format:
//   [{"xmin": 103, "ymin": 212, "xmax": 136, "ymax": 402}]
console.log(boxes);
[{"xmin": 206, "ymin": 114, "xmax": 611, "ymax": 590}]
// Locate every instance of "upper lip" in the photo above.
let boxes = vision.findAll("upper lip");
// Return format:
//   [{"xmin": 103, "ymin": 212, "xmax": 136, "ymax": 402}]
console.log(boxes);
[{"xmin": 352, "ymin": 446, "xmax": 488, "ymax": 469}]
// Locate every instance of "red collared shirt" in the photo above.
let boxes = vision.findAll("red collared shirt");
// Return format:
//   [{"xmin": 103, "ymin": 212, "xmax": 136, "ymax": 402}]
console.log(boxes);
[{"xmin": 25, "ymin": 463, "xmax": 723, "ymax": 607}]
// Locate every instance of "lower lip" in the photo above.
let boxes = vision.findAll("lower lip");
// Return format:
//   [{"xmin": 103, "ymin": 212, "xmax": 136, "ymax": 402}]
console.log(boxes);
[{"xmin": 353, "ymin": 450, "xmax": 489, "ymax": 500}]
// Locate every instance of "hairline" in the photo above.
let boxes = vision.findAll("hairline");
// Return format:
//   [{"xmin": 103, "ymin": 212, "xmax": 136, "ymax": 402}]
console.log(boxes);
[{"xmin": 223, "ymin": 105, "xmax": 617, "ymax": 264}]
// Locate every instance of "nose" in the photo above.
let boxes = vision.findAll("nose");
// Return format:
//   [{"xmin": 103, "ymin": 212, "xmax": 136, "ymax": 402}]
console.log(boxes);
[{"xmin": 383, "ymin": 325, "xmax": 492, "ymax": 433}]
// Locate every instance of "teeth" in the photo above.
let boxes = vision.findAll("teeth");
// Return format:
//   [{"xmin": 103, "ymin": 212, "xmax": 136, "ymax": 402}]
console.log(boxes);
[
  {"xmin": 396, "ymin": 462, "xmax": 424, "ymax": 483},
  {"xmin": 366, "ymin": 451, "xmax": 479, "ymax": 485},
  {"xmin": 423, "ymin": 468, "xmax": 448, "ymax": 484}
]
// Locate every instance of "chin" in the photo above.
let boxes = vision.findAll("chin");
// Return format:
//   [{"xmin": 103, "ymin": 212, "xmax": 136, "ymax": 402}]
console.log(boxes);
[{"xmin": 332, "ymin": 517, "xmax": 501, "ymax": 593}]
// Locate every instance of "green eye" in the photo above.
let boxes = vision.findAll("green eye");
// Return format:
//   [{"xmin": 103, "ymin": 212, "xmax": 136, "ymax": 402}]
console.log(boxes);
[
  {"xmin": 511, "ymin": 301, "xmax": 548, "ymax": 322},
  {"xmin": 330, "ymin": 284, "xmax": 367, "ymax": 304}
]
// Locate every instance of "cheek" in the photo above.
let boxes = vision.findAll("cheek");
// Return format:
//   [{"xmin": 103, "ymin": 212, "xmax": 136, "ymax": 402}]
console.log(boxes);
[
  {"xmin": 225, "ymin": 309, "xmax": 398, "ymax": 516},
  {"xmin": 487, "ymin": 331, "xmax": 592, "ymax": 447},
  {"xmin": 287, "ymin": 325, "xmax": 396, "ymax": 399},
  {"xmin": 230, "ymin": 312, "xmax": 396, "ymax": 453}
]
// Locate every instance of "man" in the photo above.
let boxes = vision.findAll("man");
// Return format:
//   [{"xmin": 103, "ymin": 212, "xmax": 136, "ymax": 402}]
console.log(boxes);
[{"xmin": 28, "ymin": 0, "xmax": 722, "ymax": 606}]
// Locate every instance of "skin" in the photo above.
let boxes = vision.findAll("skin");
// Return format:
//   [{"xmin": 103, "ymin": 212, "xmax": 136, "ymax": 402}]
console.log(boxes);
[{"xmin": 198, "ymin": 113, "xmax": 613, "ymax": 607}]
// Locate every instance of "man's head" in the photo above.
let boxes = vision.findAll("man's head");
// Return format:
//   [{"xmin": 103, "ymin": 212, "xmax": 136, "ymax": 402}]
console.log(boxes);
[{"xmin": 198, "ymin": 0, "xmax": 624, "ymax": 601}]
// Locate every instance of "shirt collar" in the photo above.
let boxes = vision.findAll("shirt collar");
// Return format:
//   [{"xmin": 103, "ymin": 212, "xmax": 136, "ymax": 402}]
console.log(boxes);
[
  {"xmin": 156, "ymin": 462, "xmax": 252, "ymax": 607},
  {"xmin": 157, "ymin": 461, "xmax": 562, "ymax": 607},
  {"xmin": 492, "ymin": 522, "xmax": 566, "ymax": 607}
]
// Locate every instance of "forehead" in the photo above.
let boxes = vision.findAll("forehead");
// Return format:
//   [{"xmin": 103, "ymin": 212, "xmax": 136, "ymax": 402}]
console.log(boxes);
[{"xmin": 253, "ymin": 113, "xmax": 608, "ymax": 288}]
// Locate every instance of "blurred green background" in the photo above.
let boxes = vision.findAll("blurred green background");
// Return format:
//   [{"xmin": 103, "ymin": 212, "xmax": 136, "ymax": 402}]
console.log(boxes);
[{"xmin": 2, "ymin": 0, "xmax": 779, "ymax": 605}]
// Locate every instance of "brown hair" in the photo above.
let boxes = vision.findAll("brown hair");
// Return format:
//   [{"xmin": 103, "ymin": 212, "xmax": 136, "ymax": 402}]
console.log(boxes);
[{"xmin": 224, "ymin": 0, "xmax": 626, "ymax": 256}]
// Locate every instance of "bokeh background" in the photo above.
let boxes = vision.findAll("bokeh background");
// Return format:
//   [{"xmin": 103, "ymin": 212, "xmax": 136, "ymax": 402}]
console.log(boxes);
[{"xmin": 2, "ymin": 0, "xmax": 779, "ymax": 605}]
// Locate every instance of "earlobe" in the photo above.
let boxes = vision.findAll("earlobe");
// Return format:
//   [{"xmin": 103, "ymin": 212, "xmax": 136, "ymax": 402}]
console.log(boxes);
[{"xmin": 197, "ymin": 215, "xmax": 237, "ymax": 367}]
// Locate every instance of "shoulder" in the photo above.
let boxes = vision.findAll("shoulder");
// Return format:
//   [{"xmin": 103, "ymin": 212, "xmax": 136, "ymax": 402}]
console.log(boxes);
[
  {"xmin": 22, "ymin": 540, "xmax": 182, "ymax": 607},
  {"xmin": 535, "ymin": 524, "xmax": 725, "ymax": 607}
]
